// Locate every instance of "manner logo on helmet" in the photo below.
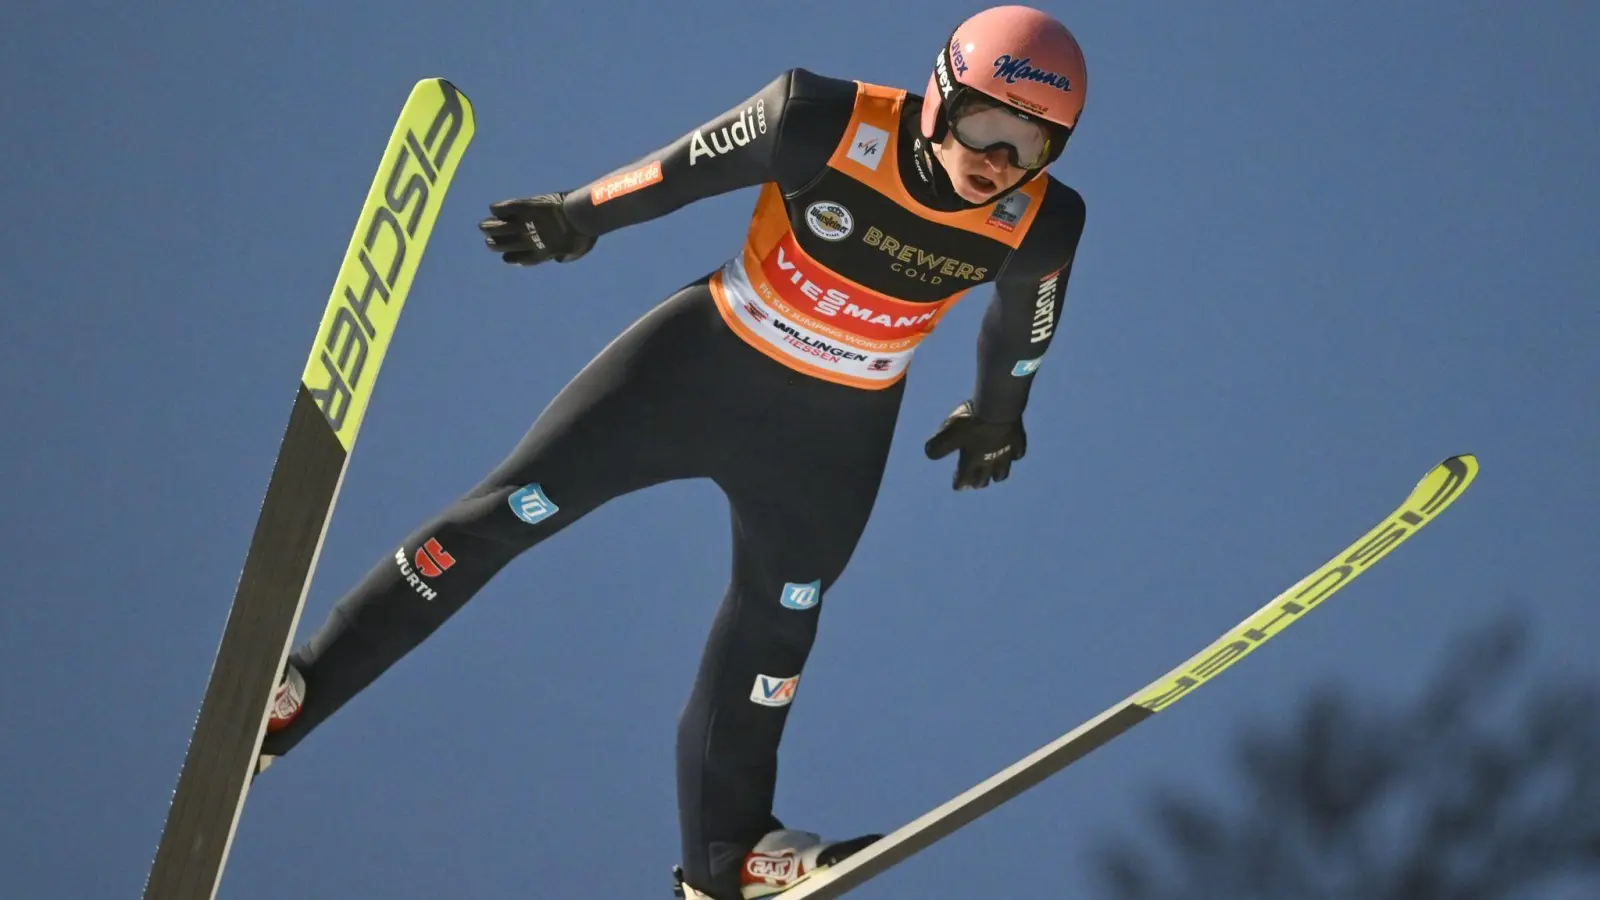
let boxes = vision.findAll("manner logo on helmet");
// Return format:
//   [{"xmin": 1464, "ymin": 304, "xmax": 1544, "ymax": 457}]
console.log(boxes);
[
  {"xmin": 846, "ymin": 123, "xmax": 889, "ymax": 171},
  {"xmin": 991, "ymin": 54, "xmax": 1073, "ymax": 93},
  {"xmin": 751, "ymin": 674, "xmax": 800, "ymax": 707},
  {"xmin": 804, "ymin": 202, "xmax": 853, "ymax": 241},
  {"xmin": 509, "ymin": 483, "xmax": 559, "ymax": 525},
  {"xmin": 781, "ymin": 580, "xmax": 821, "ymax": 610}
]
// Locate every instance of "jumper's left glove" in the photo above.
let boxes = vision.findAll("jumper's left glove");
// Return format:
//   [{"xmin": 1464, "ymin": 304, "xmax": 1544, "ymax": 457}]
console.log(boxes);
[
  {"xmin": 924, "ymin": 400, "xmax": 1027, "ymax": 491},
  {"xmin": 479, "ymin": 193, "xmax": 596, "ymax": 266}
]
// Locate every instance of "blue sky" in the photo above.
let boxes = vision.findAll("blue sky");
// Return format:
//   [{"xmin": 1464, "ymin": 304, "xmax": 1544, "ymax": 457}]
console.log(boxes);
[{"xmin": 2, "ymin": 2, "xmax": 1596, "ymax": 898}]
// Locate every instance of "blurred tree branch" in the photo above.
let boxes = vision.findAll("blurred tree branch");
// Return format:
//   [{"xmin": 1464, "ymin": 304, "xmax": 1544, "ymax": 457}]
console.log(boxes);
[{"xmin": 1095, "ymin": 616, "xmax": 1600, "ymax": 899}]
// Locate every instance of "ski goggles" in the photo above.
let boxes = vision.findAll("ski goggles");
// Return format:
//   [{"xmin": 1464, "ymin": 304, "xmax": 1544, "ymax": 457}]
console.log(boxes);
[{"xmin": 945, "ymin": 92, "xmax": 1066, "ymax": 170}]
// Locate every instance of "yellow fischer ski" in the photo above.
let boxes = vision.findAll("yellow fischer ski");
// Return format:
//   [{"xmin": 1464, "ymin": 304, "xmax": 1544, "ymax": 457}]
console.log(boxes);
[{"xmin": 143, "ymin": 78, "xmax": 475, "ymax": 900}]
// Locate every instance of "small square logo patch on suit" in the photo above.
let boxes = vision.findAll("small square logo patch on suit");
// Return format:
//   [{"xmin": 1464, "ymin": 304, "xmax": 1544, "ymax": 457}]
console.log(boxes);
[
  {"xmin": 847, "ymin": 123, "xmax": 890, "ymax": 171},
  {"xmin": 781, "ymin": 580, "xmax": 821, "ymax": 610},
  {"xmin": 509, "ymin": 484, "xmax": 559, "ymax": 525},
  {"xmin": 1011, "ymin": 356, "xmax": 1043, "ymax": 377},
  {"xmin": 751, "ymin": 674, "xmax": 799, "ymax": 707},
  {"xmin": 986, "ymin": 192, "xmax": 1032, "ymax": 232}
]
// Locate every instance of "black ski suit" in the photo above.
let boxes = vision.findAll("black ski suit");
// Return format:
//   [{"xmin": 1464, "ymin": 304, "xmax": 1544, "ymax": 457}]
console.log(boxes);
[{"xmin": 262, "ymin": 67, "xmax": 1086, "ymax": 899}]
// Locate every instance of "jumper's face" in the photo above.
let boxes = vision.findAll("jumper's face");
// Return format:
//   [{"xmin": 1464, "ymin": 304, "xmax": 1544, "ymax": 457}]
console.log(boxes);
[{"xmin": 932, "ymin": 132, "xmax": 1029, "ymax": 203}]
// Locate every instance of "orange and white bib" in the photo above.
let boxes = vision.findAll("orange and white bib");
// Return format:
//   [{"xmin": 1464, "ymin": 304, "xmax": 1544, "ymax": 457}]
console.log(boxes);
[{"xmin": 710, "ymin": 82, "xmax": 1048, "ymax": 389}]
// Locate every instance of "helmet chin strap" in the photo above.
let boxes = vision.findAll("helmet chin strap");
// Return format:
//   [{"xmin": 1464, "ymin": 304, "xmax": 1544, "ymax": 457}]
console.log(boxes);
[{"xmin": 911, "ymin": 135, "xmax": 957, "ymax": 203}]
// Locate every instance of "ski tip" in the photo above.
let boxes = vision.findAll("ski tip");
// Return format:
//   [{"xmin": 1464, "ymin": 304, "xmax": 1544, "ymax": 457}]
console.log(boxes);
[
  {"xmin": 1408, "ymin": 454, "xmax": 1478, "ymax": 516},
  {"xmin": 411, "ymin": 77, "xmax": 475, "ymax": 113},
  {"xmin": 416, "ymin": 75, "xmax": 463, "ymax": 93}
]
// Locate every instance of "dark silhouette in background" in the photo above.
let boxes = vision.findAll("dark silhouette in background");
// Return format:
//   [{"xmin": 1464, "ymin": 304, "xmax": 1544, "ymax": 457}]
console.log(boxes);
[{"xmin": 1096, "ymin": 616, "xmax": 1600, "ymax": 899}]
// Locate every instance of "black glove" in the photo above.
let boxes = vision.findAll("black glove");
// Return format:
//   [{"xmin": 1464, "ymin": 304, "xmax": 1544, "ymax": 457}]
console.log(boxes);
[
  {"xmin": 924, "ymin": 400, "xmax": 1027, "ymax": 491},
  {"xmin": 478, "ymin": 193, "xmax": 597, "ymax": 266}
]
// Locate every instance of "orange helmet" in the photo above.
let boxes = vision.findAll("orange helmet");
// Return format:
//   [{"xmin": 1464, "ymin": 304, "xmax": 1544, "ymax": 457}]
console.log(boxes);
[{"xmin": 922, "ymin": 6, "xmax": 1088, "ymax": 169}]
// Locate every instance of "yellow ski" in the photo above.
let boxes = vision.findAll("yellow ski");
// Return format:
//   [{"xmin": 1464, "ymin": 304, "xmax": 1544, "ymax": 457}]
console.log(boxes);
[
  {"xmin": 780, "ymin": 455, "xmax": 1479, "ymax": 900},
  {"xmin": 143, "ymin": 78, "xmax": 475, "ymax": 900}
]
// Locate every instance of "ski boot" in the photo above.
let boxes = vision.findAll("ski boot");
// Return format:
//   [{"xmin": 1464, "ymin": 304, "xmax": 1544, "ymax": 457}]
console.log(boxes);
[
  {"xmin": 255, "ymin": 663, "xmax": 305, "ymax": 776},
  {"xmin": 672, "ymin": 829, "xmax": 881, "ymax": 899}
]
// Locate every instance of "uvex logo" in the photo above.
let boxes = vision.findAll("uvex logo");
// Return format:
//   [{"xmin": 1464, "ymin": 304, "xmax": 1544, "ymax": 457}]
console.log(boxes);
[
  {"xmin": 414, "ymin": 537, "xmax": 456, "ymax": 578},
  {"xmin": 949, "ymin": 38, "xmax": 970, "ymax": 77},
  {"xmin": 935, "ymin": 51, "xmax": 955, "ymax": 99}
]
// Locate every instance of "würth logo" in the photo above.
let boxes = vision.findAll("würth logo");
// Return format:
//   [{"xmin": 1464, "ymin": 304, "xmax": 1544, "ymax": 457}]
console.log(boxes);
[
  {"xmin": 396, "ymin": 537, "xmax": 455, "ymax": 601},
  {"xmin": 415, "ymin": 538, "xmax": 456, "ymax": 577}
]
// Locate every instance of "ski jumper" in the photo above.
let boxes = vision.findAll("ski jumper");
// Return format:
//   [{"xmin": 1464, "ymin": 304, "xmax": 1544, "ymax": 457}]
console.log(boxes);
[{"xmin": 261, "ymin": 67, "xmax": 1086, "ymax": 899}]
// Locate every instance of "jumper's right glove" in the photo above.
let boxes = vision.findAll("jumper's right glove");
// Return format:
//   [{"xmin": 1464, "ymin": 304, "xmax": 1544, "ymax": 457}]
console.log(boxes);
[
  {"xmin": 924, "ymin": 400, "xmax": 1027, "ymax": 491},
  {"xmin": 478, "ymin": 193, "xmax": 596, "ymax": 266}
]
